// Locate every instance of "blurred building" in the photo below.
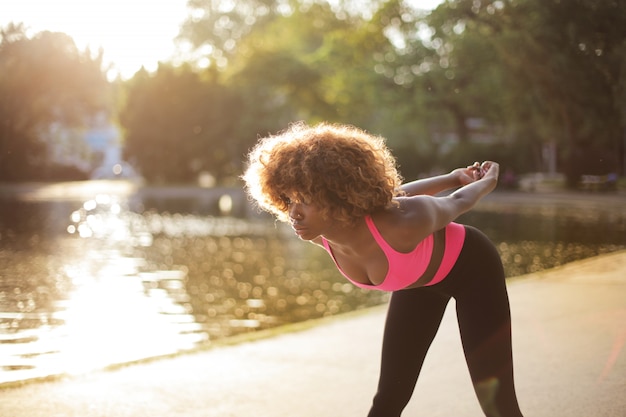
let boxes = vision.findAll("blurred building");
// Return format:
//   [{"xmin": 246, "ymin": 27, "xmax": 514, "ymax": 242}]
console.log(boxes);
[
  {"xmin": 87, "ymin": 114, "xmax": 138, "ymax": 180},
  {"xmin": 48, "ymin": 112, "xmax": 138, "ymax": 180}
]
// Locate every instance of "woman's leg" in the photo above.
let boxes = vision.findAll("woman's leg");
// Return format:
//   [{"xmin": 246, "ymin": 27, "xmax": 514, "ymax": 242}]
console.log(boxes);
[
  {"xmin": 445, "ymin": 226, "xmax": 524, "ymax": 417},
  {"xmin": 367, "ymin": 287, "xmax": 450, "ymax": 417}
]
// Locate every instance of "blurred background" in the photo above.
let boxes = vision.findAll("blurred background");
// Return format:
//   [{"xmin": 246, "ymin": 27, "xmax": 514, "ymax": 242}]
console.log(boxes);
[{"xmin": 0, "ymin": 0, "xmax": 625, "ymax": 385}]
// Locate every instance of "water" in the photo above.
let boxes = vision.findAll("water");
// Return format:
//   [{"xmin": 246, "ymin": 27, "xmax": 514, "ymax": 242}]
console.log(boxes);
[{"xmin": 1, "ymin": 184, "xmax": 625, "ymax": 385}]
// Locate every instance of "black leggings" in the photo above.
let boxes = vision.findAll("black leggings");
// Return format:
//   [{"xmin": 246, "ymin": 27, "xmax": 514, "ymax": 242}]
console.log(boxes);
[{"xmin": 367, "ymin": 226, "xmax": 524, "ymax": 417}]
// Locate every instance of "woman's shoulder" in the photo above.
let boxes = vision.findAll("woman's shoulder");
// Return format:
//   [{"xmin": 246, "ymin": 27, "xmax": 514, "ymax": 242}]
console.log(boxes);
[
  {"xmin": 370, "ymin": 202, "xmax": 432, "ymax": 250},
  {"xmin": 381, "ymin": 196, "xmax": 432, "ymax": 223}
]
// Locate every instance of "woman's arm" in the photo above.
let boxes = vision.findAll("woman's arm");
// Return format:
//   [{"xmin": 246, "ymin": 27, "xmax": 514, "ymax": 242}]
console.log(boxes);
[
  {"xmin": 401, "ymin": 162, "xmax": 499, "ymax": 233},
  {"xmin": 400, "ymin": 166, "xmax": 479, "ymax": 196}
]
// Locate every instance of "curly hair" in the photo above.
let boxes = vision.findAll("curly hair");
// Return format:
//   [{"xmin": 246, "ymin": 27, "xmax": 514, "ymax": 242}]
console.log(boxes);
[{"xmin": 242, "ymin": 122, "xmax": 404, "ymax": 226}]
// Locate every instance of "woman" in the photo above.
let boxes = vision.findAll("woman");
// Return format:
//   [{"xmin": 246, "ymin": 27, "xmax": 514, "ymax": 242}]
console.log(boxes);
[{"xmin": 243, "ymin": 122, "xmax": 524, "ymax": 417}]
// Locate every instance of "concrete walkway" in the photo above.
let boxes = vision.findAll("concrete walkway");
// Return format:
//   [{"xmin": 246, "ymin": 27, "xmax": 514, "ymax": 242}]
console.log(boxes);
[{"xmin": 1, "ymin": 250, "xmax": 625, "ymax": 416}]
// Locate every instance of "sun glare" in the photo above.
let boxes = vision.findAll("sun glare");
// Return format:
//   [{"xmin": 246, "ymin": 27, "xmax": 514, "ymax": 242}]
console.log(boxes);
[{"xmin": 0, "ymin": 0, "xmax": 188, "ymax": 80}]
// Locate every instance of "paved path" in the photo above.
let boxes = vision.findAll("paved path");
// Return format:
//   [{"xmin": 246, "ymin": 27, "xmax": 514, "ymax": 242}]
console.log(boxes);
[{"xmin": 1, "ymin": 250, "xmax": 625, "ymax": 417}]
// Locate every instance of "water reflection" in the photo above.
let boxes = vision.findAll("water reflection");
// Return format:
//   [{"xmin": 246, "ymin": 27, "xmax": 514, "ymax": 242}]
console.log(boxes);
[
  {"xmin": 0, "ymin": 192, "xmax": 387, "ymax": 384},
  {"xmin": 0, "ymin": 188, "xmax": 625, "ymax": 385},
  {"xmin": 458, "ymin": 209, "xmax": 626, "ymax": 276}
]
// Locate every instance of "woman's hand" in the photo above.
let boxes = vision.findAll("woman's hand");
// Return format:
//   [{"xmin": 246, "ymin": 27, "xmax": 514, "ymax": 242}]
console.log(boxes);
[
  {"xmin": 451, "ymin": 161, "xmax": 500, "ymax": 187},
  {"xmin": 401, "ymin": 161, "xmax": 499, "ymax": 197},
  {"xmin": 478, "ymin": 161, "xmax": 499, "ymax": 181}
]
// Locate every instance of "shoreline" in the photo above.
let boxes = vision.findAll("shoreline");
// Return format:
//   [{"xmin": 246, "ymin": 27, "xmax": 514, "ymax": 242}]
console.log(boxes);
[{"xmin": 1, "ymin": 178, "xmax": 625, "ymax": 201}]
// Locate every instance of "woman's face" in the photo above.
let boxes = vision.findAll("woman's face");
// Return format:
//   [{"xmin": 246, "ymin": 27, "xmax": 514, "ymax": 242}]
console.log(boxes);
[{"xmin": 286, "ymin": 195, "xmax": 328, "ymax": 241}]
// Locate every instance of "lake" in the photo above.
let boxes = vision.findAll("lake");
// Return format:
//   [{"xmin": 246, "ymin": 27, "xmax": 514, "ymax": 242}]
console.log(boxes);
[{"xmin": 0, "ymin": 182, "xmax": 624, "ymax": 385}]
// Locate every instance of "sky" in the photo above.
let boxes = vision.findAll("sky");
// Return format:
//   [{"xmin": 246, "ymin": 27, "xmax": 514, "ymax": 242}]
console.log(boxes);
[{"xmin": 0, "ymin": 0, "xmax": 443, "ymax": 80}]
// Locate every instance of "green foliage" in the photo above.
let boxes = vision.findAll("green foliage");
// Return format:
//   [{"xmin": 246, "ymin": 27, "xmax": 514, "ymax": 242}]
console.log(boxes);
[
  {"xmin": 0, "ymin": 23, "xmax": 110, "ymax": 181},
  {"xmin": 134, "ymin": 0, "xmax": 620, "ymax": 183},
  {"xmin": 433, "ymin": 0, "xmax": 626, "ymax": 184},
  {"xmin": 179, "ymin": 0, "xmax": 288, "ymax": 69},
  {"xmin": 120, "ymin": 64, "xmax": 242, "ymax": 184},
  {"xmin": 7, "ymin": 1, "xmax": 623, "ymax": 185},
  {"xmin": 222, "ymin": 2, "xmax": 399, "ymax": 151}
]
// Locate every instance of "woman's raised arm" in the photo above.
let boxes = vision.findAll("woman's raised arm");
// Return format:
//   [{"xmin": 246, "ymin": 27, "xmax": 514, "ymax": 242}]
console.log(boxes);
[
  {"xmin": 400, "ymin": 165, "xmax": 481, "ymax": 196},
  {"xmin": 401, "ymin": 162, "xmax": 499, "ymax": 233}
]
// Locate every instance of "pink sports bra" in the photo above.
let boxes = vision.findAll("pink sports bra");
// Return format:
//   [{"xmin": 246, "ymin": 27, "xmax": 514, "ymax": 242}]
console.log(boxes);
[{"xmin": 321, "ymin": 216, "xmax": 466, "ymax": 291}]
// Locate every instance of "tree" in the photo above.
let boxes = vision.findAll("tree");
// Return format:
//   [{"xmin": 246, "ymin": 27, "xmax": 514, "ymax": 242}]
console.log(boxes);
[
  {"xmin": 0, "ymin": 24, "xmax": 110, "ymax": 181},
  {"xmin": 121, "ymin": 64, "xmax": 242, "ymax": 184},
  {"xmin": 225, "ymin": 3, "xmax": 350, "ymax": 131},
  {"xmin": 429, "ymin": 0, "xmax": 626, "ymax": 183},
  {"xmin": 177, "ymin": 0, "xmax": 288, "ymax": 70},
  {"xmin": 326, "ymin": 0, "xmax": 511, "ymax": 176}
]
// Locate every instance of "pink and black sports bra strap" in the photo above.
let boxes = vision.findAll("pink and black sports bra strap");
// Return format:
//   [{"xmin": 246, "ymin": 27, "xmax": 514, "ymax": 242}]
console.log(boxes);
[{"xmin": 414, "ymin": 227, "xmax": 446, "ymax": 286}]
